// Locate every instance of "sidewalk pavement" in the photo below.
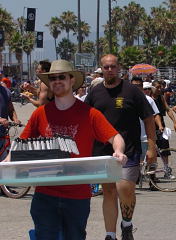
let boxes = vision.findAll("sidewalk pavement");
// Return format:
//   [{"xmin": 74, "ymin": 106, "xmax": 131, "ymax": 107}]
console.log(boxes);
[{"xmin": 0, "ymin": 102, "xmax": 176, "ymax": 240}]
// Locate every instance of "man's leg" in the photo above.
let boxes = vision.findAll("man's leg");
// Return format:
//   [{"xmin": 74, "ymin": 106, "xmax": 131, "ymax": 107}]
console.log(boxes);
[
  {"xmin": 117, "ymin": 180, "xmax": 136, "ymax": 223},
  {"xmin": 116, "ymin": 166, "xmax": 139, "ymax": 240},
  {"xmin": 62, "ymin": 198, "xmax": 90, "ymax": 240},
  {"xmin": 102, "ymin": 183, "xmax": 118, "ymax": 240},
  {"xmin": 30, "ymin": 192, "xmax": 62, "ymax": 240}
]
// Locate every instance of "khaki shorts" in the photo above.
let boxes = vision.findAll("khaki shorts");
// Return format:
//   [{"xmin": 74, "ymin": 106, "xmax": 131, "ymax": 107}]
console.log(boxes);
[{"xmin": 121, "ymin": 166, "xmax": 140, "ymax": 183}]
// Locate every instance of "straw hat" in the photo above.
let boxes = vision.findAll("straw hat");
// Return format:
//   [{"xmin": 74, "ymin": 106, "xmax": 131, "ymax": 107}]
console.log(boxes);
[{"xmin": 37, "ymin": 60, "xmax": 84, "ymax": 91}]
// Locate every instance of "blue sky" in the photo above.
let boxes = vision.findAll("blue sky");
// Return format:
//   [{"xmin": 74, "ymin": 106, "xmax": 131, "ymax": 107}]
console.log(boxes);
[{"xmin": 1, "ymin": 0, "xmax": 165, "ymax": 40}]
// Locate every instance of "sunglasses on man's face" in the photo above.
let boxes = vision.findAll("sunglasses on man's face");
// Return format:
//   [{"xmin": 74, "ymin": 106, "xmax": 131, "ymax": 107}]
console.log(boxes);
[
  {"xmin": 144, "ymin": 88, "xmax": 151, "ymax": 90},
  {"xmin": 48, "ymin": 74, "xmax": 66, "ymax": 82},
  {"xmin": 102, "ymin": 65, "xmax": 117, "ymax": 70}
]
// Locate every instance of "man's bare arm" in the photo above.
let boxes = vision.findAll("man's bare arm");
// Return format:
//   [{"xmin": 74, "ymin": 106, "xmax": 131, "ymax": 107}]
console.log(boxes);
[
  {"xmin": 154, "ymin": 114, "xmax": 164, "ymax": 132},
  {"xmin": 143, "ymin": 115, "xmax": 157, "ymax": 164},
  {"xmin": 162, "ymin": 95, "xmax": 176, "ymax": 131},
  {"xmin": 108, "ymin": 133, "xmax": 127, "ymax": 165},
  {"xmin": 22, "ymin": 83, "xmax": 50, "ymax": 107},
  {"xmin": 8, "ymin": 101, "xmax": 20, "ymax": 123}
]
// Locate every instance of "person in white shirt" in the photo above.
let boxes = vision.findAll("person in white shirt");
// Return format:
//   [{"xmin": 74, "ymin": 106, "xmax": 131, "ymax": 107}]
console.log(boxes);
[
  {"xmin": 131, "ymin": 79, "xmax": 163, "ymax": 161},
  {"xmin": 90, "ymin": 68, "xmax": 104, "ymax": 87}
]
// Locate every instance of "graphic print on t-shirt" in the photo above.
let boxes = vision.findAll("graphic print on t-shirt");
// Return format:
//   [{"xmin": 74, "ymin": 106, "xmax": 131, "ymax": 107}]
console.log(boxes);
[
  {"xmin": 115, "ymin": 97, "xmax": 124, "ymax": 108},
  {"xmin": 45, "ymin": 124, "xmax": 79, "ymax": 138}
]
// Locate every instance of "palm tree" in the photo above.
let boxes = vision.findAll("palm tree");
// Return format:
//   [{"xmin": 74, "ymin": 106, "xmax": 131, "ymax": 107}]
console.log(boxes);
[
  {"xmin": 167, "ymin": 44, "xmax": 176, "ymax": 66},
  {"xmin": 59, "ymin": 11, "xmax": 77, "ymax": 41},
  {"xmin": 98, "ymin": 37, "xmax": 110, "ymax": 56},
  {"xmin": 17, "ymin": 16, "xmax": 26, "ymax": 34},
  {"xmin": 23, "ymin": 32, "xmax": 35, "ymax": 80},
  {"xmin": 45, "ymin": 17, "xmax": 62, "ymax": 59},
  {"xmin": 8, "ymin": 31, "xmax": 23, "ymax": 65},
  {"xmin": 151, "ymin": 45, "xmax": 169, "ymax": 67},
  {"xmin": 57, "ymin": 38, "xmax": 76, "ymax": 60},
  {"xmin": 81, "ymin": 40, "xmax": 95, "ymax": 53},
  {"xmin": 163, "ymin": 0, "xmax": 176, "ymax": 12},
  {"xmin": 151, "ymin": 6, "xmax": 176, "ymax": 47},
  {"xmin": 118, "ymin": 46, "xmax": 145, "ymax": 69},
  {"xmin": 74, "ymin": 21, "xmax": 91, "ymax": 43},
  {"xmin": 111, "ymin": 2, "xmax": 146, "ymax": 46},
  {"xmin": 139, "ymin": 15, "xmax": 157, "ymax": 46},
  {"xmin": 0, "ymin": 6, "xmax": 14, "ymax": 68},
  {"xmin": 0, "ymin": 6, "xmax": 14, "ymax": 37}
]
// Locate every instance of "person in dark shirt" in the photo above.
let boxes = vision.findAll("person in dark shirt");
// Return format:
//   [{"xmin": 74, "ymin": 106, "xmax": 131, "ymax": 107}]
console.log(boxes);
[
  {"xmin": 1, "ymin": 74, "xmax": 11, "ymax": 89},
  {"xmin": 151, "ymin": 80, "xmax": 176, "ymax": 179},
  {"xmin": 0, "ymin": 85, "xmax": 20, "ymax": 160},
  {"xmin": 85, "ymin": 54, "xmax": 156, "ymax": 240}
]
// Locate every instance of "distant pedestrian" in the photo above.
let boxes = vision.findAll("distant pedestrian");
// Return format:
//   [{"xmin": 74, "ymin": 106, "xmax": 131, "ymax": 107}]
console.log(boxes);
[{"xmin": 1, "ymin": 74, "xmax": 11, "ymax": 89}]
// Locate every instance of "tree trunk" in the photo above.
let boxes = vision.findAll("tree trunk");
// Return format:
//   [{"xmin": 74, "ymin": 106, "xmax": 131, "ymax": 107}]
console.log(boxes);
[
  {"xmin": 96, "ymin": 0, "xmax": 100, "ymax": 67},
  {"xmin": 108, "ymin": 0, "xmax": 112, "ymax": 53},
  {"xmin": 78, "ymin": 0, "xmax": 82, "ymax": 53},
  {"xmin": 54, "ymin": 38, "xmax": 58, "ymax": 59}
]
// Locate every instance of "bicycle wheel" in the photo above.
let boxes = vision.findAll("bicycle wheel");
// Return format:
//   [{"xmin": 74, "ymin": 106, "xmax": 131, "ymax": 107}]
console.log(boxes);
[
  {"xmin": 150, "ymin": 148, "xmax": 176, "ymax": 192},
  {"xmin": 1, "ymin": 185, "xmax": 31, "ymax": 199}
]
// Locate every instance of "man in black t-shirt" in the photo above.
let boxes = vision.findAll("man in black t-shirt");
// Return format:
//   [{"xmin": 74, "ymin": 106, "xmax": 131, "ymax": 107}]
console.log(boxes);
[
  {"xmin": 85, "ymin": 54, "xmax": 156, "ymax": 240},
  {"xmin": 0, "ymin": 85, "xmax": 20, "ymax": 161}
]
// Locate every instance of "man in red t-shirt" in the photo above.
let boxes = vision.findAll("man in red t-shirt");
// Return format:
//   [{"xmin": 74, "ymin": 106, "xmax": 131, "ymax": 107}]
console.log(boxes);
[
  {"xmin": 1, "ymin": 74, "xmax": 11, "ymax": 89},
  {"xmin": 12, "ymin": 60, "xmax": 127, "ymax": 240}
]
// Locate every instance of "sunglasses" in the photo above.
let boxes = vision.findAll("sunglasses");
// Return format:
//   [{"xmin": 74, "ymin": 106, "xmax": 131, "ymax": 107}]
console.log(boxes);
[
  {"xmin": 102, "ymin": 65, "xmax": 117, "ymax": 70},
  {"xmin": 144, "ymin": 88, "xmax": 151, "ymax": 90},
  {"xmin": 133, "ymin": 84, "xmax": 143, "ymax": 87},
  {"xmin": 48, "ymin": 74, "xmax": 66, "ymax": 81}
]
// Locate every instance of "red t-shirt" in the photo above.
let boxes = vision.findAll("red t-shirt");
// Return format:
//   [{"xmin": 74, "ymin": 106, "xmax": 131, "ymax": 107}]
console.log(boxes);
[
  {"xmin": 20, "ymin": 99, "xmax": 118, "ymax": 199},
  {"xmin": 2, "ymin": 77, "xmax": 11, "ymax": 89}
]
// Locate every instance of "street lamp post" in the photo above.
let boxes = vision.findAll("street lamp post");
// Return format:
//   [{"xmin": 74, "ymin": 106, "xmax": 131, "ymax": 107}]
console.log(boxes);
[
  {"xmin": 108, "ymin": 0, "xmax": 112, "ymax": 53},
  {"xmin": 78, "ymin": 0, "xmax": 82, "ymax": 53},
  {"xmin": 20, "ymin": 7, "xmax": 26, "ymax": 84},
  {"xmin": 96, "ymin": 0, "xmax": 100, "ymax": 67}
]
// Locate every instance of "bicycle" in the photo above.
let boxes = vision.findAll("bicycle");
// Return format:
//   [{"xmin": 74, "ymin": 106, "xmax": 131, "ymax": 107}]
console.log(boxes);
[
  {"xmin": 138, "ymin": 147, "xmax": 176, "ymax": 192},
  {"xmin": 91, "ymin": 184, "xmax": 103, "ymax": 197},
  {"xmin": 0, "ymin": 122, "xmax": 31, "ymax": 199}
]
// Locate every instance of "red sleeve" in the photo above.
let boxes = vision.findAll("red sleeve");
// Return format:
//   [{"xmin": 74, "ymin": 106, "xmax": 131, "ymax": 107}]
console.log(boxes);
[
  {"xmin": 90, "ymin": 108, "xmax": 118, "ymax": 143},
  {"xmin": 20, "ymin": 107, "xmax": 42, "ymax": 139}
]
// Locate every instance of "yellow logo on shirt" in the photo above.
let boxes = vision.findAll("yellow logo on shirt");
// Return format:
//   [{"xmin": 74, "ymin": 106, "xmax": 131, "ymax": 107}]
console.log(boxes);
[{"xmin": 115, "ymin": 97, "xmax": 124, "ymax": 108}]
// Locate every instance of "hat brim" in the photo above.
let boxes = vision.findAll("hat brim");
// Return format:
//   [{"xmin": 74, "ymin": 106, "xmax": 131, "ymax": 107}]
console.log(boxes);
[
  {"xmin": 143, "ymin": 86, "xmax": 154, "ymax": 89},
  {"xmin": 38, "ymin": 70, "xmax": 84, "ymax": 91}
]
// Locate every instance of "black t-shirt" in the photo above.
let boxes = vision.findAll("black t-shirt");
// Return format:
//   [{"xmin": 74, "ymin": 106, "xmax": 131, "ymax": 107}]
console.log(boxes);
[
  {"xmin": 153, "ymin": 95, "xmax": 166, "ymax": 129},
  {"xmin": 85, "ymin": 80, "xmax": 153, "ymax": 166},
  {"xmin": 0, "ymin": 86, "xmax": 11, "ymax": 137}
]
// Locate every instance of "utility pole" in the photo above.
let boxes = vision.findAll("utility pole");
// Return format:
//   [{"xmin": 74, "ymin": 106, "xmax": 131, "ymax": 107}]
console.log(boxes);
[
  {"xmin": 20, "ymin": 7, "xmax": 26, "ymax": 83},
  {"xmin": 108, "ymin": 0, "xmax": 112, "ymax": 53},
  {"xmin": 96, "ymin": 0, "xmax": 100, "ymax": 67},
  {"xmin": 78, "ymin": 0, "xmax": 82, "ymax": 53}
]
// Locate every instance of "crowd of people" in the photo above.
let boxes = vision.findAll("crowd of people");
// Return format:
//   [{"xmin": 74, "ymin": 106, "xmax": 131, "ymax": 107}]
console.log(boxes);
[{"xmin": 0, "ymin": 55, "xmax": 176, "ymax": 240}]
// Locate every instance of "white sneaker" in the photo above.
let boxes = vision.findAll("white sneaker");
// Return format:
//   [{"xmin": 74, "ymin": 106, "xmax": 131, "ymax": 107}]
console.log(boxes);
[
  {"xmin": 164, "ymin": 172, "xmax": 176, "ymax": 180},
  {"xmin": 169, "ymin": 174, "xmax": 176, "ymax": 180}
]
